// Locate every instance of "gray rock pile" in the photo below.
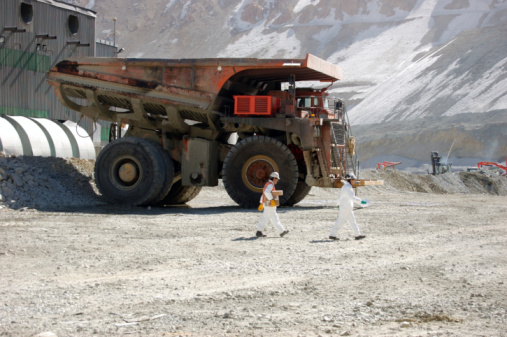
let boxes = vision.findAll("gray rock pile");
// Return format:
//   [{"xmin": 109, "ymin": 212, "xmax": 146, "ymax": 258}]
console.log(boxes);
[
  {"xmin": 0, "ymin": 152, "xmax": 103, "ymax": 210},
  {"xmin": 361, "ymin": 168, "xmax": 507, "ymax": 195}
]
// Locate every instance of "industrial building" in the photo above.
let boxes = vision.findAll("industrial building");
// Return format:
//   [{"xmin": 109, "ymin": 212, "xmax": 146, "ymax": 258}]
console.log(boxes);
[{"xmin": 0, "ymin": 0, "xmax": 117, "ymax": 152}]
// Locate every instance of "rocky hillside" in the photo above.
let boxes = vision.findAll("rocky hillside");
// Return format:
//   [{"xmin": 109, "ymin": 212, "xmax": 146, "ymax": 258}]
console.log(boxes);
[{"xmin": 65, "ymin": 0, "xmax": 506, "ymax": 166}]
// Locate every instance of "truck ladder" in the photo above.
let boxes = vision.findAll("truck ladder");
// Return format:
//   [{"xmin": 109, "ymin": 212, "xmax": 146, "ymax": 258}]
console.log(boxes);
[
  {"xmin": 330, "ymin": 122, "xmax": 346, "ymax": 174},
  {"xmin": 343, "ymin": 111, "xmax": 358, "ymax": 177}
]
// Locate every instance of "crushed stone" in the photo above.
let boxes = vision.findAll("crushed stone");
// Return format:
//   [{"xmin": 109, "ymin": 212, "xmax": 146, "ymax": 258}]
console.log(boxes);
[{"xmin": 0, "ymin": 153, "xmax": 104, "ymax": 210}]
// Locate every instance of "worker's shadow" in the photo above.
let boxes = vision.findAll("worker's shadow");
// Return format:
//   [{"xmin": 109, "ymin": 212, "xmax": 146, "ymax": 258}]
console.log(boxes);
[
  {"xmin": 310, "ymin": 239, "xmax": 337, "ymax": 243},
  {"xmin": 232, "ymin": 236, "xmax": 283, "ymax": 241},
  {"xmin": 232, "ymin": 236, "xmax": 259, "ymax": 241}
]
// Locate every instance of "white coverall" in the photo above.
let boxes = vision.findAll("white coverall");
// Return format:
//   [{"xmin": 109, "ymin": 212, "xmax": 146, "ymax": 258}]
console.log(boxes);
[
  {"xmin": 256, "ymin": 181, "xmax": 286, "ymax": 234},
  {"xmin": 329, "ymin": 181, "xmax": 363, "ymax": 237}
]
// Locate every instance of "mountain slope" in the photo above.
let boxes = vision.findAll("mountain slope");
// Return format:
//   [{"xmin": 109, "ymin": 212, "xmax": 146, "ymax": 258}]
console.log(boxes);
[{"xmin": 67, "ymin": 0, "xmax": 506, "ymax": 165}]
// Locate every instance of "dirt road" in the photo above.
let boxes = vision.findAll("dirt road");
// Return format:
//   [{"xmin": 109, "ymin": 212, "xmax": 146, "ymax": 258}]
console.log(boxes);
[{"xmin": 1, "ymin": 183, "xmax": 506, "ymax": 337}]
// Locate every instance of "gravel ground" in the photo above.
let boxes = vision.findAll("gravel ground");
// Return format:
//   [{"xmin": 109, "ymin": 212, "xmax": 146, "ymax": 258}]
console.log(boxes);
[{"xmin": 0, "ymin": 155, "xmax": 506, "ymax": 337}]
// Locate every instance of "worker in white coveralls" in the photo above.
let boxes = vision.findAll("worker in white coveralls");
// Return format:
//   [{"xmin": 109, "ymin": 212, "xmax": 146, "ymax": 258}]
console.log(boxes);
[
  {"xmin": 329, "ymin": 173, "xmax": 367, "ymax": 241},
  {"xmin": 256, "ymin": 172, "xmax": 289, "ymax": 238}
]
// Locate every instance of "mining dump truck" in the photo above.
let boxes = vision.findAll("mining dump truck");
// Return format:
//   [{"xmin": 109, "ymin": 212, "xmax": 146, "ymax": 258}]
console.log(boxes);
[{"xmin": 47, "ymin": 54, "xmax": 381, "ymax": 208}]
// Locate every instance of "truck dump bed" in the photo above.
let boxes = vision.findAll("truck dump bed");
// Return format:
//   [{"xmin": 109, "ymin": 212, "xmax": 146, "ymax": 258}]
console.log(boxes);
[{"xmin": 47, "ymin": 54, "xmax": 342, "ymax": 126}]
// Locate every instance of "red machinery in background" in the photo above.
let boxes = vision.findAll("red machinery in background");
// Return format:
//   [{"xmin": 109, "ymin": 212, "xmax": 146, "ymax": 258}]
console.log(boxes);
[
  {"xmin": 377, "ymin": 161, "xmax": 402, "ymax": 170},
  {"xmin": 478, "ymin": 161, "xmax": 507, "ymax": 174}
]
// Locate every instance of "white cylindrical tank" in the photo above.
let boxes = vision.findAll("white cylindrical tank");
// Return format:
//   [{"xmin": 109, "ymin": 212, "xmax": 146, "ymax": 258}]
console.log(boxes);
[
  {"xmin": 0, "ymin": 117, "xmax": 24, "ymax": 155},
  {"xmin": 32, "ymin": 118, "xmax": 74, "ymax": 158},
  {"xmin": 0, "ymin": 115, "xmax": 95, "ymax": 159},
  {"xmin": 63, "ymin": 120, "xmax": 96, "ymax": 159},
  {"xmin": 8, "ymin": 116, "xmax": 52, "ymax": 157}
]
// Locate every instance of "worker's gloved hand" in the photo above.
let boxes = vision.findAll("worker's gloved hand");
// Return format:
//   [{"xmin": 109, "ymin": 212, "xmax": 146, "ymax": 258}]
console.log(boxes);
[
  {"xmin": 270, "ymin": 200, "xmax": 276, "ymax": 207},
  {"xmin": 258, "ymin": 203, "xmax": 264, "ymax": 212},
  {"xmin": 361, "ymin": 200, "xmax": 367, "ymax": 205}
]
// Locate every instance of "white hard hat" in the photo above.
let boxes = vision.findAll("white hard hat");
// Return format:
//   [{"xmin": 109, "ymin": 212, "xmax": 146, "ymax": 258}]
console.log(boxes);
[
  {"xmin": 270, "ymin": 172, "xmax": 280, "ymax": 179},
  {"xmin": 344, "ymin": 173, "xmax": 357, "ymax": 180}
]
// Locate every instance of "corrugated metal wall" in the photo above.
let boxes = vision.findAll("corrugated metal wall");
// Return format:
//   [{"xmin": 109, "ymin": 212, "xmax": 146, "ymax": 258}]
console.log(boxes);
[
  {"xmin": 0, "ymin": 0, "xmax": 116, "ymax": 143},
  {"xmin": 96, "ymin": 39, "xmax": 117, "ymax": 57}
]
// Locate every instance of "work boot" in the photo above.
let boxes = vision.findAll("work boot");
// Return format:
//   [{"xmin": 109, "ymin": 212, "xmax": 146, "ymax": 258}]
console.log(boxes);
[
  {"xmin": 355, "ymin": 235, "xmax": 366, "ymax": 240},
  {"xmin": 329, "ymin": 236, "xmax": 338, "ymax": 240},
  {"xmin": 256, "ymin": 231, "xmax": 266, "ymax": 237},
  {"xmin": 280, "ymin": 230, "xmax": 289, "ymax": 237}
]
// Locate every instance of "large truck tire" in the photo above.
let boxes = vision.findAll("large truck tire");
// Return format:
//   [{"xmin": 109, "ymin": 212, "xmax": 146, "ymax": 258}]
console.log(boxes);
[
  {"xmin": 284, "ymin": 145, "xmax": 311, "ymax": 206},
  {"xmin": 158, "ymin": 180, "xmax": 202, "ymax": 205},
  {"xmin": 284, "ymin": 181, "xmax": 312, "ymax": 206},
  {"xmin": 150, "ymin": 145, "xmax": 175, "ymax": 205},
  {"xmin": 222, "ymin": 136, "xmax": 299, "ymax": 208},
  {"xmin": 94, "ymin": 137, "xmax": 166, "ymax": 206}
]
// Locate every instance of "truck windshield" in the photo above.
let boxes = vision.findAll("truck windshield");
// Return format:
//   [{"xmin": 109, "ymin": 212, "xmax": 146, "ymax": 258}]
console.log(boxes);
[{"xmin": 297, "ymin": 96, "xmax": 328, "ymax": 108}]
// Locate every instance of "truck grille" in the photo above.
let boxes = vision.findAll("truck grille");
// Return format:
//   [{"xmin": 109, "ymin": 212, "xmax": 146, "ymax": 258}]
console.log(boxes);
[{"xmin": 234, "ymin": 96, "xmax": 277, "ymax": 116}]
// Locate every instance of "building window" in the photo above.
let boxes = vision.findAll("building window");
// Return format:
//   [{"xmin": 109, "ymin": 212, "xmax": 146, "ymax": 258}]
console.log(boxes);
[
  {"xmin": 68, "ymin": 15, "xmax": 79, "ymax": 35},
  {"xmin": 20, "ymin": 3, "xmax": 33, "ymax": 24}
]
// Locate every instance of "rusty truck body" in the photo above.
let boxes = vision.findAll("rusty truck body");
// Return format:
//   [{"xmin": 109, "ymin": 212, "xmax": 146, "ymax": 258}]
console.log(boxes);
[{"xmin": 47, "ymin": 54, "xmax": 381, "ymax": 208}]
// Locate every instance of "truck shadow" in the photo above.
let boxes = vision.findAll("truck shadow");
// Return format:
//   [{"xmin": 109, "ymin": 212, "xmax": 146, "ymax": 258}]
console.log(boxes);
[
  {"xmin": 37, "ymin": 204, "xmax": 250, "ymax": 215},
  {"xmin": 36, "ymin": 204, "xmax": 331, "ymax": 215}
]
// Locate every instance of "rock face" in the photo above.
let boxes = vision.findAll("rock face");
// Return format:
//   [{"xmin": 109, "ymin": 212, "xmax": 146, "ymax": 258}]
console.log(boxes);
[
  {"xmin": 61, "ymin": 0, "xmax": 506, "ymax": 166},
  {"xmin": 76, "ymin": 0, "xmax": 507, "ymax": 119}
]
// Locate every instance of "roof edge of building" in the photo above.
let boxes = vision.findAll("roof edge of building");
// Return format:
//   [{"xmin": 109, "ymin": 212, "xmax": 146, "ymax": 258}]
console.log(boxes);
[{"xmin": 42, "ymin": 0, "xmax": 97, "ymax": 17}]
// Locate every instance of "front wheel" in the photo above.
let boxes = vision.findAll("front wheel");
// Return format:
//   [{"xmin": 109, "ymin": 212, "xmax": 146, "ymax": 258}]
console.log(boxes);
[{"xmin": 222, "ymin": 136, "xmax": 299, "ymax": 208}]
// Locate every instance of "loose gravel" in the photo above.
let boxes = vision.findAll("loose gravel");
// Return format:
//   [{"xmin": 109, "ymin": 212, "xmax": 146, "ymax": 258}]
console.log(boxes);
[{"xmin": 0, "ymin": 154, "xmax": 506, "ymax": 337}]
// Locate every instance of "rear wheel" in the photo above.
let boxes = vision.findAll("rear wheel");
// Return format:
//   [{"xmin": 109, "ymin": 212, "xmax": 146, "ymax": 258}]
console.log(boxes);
[
  {"xmin": 222, "ymin": 136, "xmax": 299, "ymax": 208},
  {"xmin": 284, "ymin": 144, "xmax": 311, "ymax": 206},
  {"xmin": 94, "ymin": 137, "xmax": 165, "ymax": 206},
  {"xmin": 284, "ymin": 181, "xmax": 312, "ymax": 206},
  {"xmin": 158, "ymin": 179, "xmax": 202, "ymax": 205},
  {"xmin": 150, "ymin": 144, "xmax": 174, "ymax": 205}
]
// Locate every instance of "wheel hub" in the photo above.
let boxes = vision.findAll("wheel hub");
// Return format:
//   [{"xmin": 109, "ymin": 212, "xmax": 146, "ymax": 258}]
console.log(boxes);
[
  {"xmin": 242, "ymin": 155, "xmax": 278, "ymax": 191},
  {"xmin": 118, "ymin": 162, "xmax": 139, "ymax": 184}
]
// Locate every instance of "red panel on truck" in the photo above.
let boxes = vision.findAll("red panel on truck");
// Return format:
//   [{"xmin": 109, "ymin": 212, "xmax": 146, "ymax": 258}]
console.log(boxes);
[{"xmin": 234, "ymin": 96, "xmax": 280, "ymax": 116}]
